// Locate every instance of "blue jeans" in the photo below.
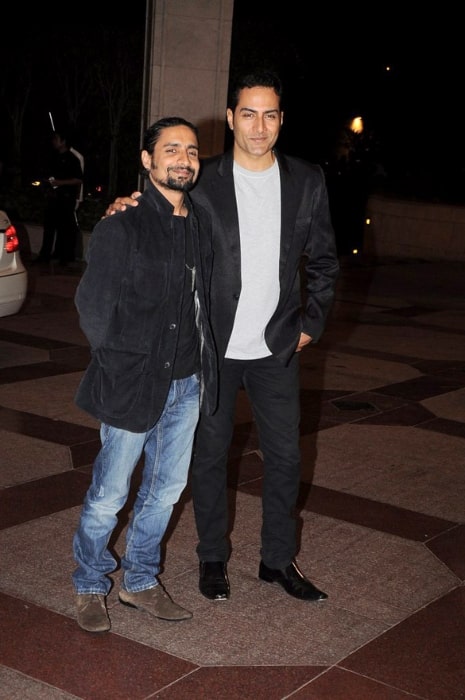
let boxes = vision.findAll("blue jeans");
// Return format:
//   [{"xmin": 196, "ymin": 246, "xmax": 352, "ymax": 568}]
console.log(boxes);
[{"xmin": 72, "ymin": 374, "xmax": 200, "ymax": 595}]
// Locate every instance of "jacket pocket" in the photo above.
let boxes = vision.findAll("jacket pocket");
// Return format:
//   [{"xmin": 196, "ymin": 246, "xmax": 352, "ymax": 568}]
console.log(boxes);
[{"xmin": 92, "ymin": 348, "xmax": 149, "ymax": 419}]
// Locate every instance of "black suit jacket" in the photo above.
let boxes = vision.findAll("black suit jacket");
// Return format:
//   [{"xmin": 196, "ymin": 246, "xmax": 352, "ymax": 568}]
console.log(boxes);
[{"xmin": 191, "ymin": 149, "xmax": 339, "ymax": 367}]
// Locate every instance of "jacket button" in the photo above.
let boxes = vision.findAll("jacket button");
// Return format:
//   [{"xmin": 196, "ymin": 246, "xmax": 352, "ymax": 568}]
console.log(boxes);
[
  {"xmin": 233, "ymin": 294, "xmax": 240, "ymax": 300},
  {"xmin": 169, "ymin": 323, "xmax": 176, "ymax": 330},
  {"xmin": 164, "ymin": 362, "xmax": 171, "ymax": 369}
]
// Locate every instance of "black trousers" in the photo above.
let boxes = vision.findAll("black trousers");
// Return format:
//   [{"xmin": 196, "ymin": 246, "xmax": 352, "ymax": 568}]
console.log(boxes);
[
  {"xmin": 192, "ymin": 353, "xmax": 301, "ymax": 569},
  {"xmin": 39, "ymin": 196, "xmax": 78, "ymax": 264}
]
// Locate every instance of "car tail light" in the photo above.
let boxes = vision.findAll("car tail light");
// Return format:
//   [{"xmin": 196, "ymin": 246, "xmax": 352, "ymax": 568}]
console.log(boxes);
[{"xmin": 4, "ymin": 224, "xmax": 20, "ymax": 254}]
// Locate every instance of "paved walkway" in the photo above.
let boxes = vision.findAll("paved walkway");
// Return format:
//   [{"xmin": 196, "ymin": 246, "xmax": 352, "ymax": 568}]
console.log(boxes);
[{"xmin": 0, "ymin": 249, "xmax": 464, "ymax": 699}]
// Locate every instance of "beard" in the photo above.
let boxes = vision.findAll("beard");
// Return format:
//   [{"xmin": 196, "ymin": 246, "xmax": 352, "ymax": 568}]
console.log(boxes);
[
  {"xmin": 165, "ymin": 174, "xmax": 196, "ymax": 192},
  {"xmin": 152, "ymin": 164, "xmax": 196, "ymax": 192}
]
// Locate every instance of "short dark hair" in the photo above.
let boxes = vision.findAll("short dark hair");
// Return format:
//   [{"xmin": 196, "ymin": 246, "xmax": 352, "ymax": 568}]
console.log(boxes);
[
  {"xmin": 227, "ymin": 70, "xmax": 283, "ymax": 111},
  {"xmin": 52, "ymin": 130, "xmax": 69, "ymax": 145},
  {"xmin": 52, "ymin": 127, "xmax": 78, "ymax": 146},
  {"xmin": 142, "ymin": 117, "xmax": 198, "ymax": 155}
]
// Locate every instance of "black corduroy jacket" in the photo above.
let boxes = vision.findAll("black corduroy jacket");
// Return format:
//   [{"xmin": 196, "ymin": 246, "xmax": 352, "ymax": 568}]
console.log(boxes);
[{"xmin": 74, "ymin": 182, "xmax": 217, "ymax": 432}]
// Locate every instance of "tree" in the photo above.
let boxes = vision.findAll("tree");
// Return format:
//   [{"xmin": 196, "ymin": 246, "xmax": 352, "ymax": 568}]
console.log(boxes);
[
  {"xmin": 0, "ymin": 20, "xmax": 144, "ymax": 212},
  {"xmin": 91, "ymin": 28, "xmax": 144, "ymax": 199},
  {"xmin": 0, "ymin": 48, "xmax": 33, "ymax": 188}
]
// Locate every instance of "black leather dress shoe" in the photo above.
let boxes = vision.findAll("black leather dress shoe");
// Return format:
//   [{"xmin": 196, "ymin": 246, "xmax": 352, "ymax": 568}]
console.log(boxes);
[
  {"xmin": 199, "ymin": 561, "xmax": 230, "ymax": 600},
  {"xmin": 258, "ymin": 560, "xmax": 328, "ymax": 601}
]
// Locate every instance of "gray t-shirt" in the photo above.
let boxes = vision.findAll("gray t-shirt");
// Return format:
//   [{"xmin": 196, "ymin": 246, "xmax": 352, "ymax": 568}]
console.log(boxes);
[{"xmin": 225, "ymin": 160, "xmax": 281, "ymax": 359}]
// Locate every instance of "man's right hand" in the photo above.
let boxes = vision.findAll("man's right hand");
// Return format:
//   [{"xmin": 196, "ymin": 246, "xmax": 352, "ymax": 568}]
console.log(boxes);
[{"xmin": 105, "ymin": 191, "xmax": 142, "ymax": 216}]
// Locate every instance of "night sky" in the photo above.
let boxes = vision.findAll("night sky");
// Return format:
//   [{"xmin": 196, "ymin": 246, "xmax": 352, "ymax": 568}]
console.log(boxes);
[
  {"xmin": 230, "ymin": 4, "xmax": 463, "ymax": 177},
  {"xmin": 2, "ymin": 2, "xmax": 464, "ymax": 203}
]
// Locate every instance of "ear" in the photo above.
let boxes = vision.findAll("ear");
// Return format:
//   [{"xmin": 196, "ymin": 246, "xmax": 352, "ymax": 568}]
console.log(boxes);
[
  {"xmin": 226, "ymin": 108, "xmax": 234, "ymax": 131},
  {"xmin": 280, "ymin": 111, "xmax": 284, "ymax": 126},
  {"xmin": 140, "ymin": 150, "xmax": 151, "ymax": 170}
]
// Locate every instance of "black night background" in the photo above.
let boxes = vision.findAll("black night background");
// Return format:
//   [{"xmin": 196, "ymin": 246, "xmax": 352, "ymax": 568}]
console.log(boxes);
[{"xmin": 1, "ymin": 2, "xmax": 463, "ymax": 249}]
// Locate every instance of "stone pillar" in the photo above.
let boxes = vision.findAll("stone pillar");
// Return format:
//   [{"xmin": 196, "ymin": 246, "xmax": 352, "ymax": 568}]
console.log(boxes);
[{"xmin": 143, "ymin": 0, "xmax": 234, "ymax": 158}]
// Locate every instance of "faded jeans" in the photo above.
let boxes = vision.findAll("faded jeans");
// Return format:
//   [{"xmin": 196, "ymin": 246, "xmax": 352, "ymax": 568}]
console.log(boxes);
[{"xmin": 72, "ymin": 374, "xmax": 199, "ymax": 595}]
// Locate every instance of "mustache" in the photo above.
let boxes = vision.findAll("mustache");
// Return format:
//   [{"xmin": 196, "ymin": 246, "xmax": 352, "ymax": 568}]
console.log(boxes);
[{"xmin": 167, "ymin": 165, "xmax": 195, "ymax": 175}]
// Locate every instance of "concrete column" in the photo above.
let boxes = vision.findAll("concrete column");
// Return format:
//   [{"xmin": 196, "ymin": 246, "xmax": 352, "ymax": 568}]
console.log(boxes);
[{"xmin": 143, "ymin": 0, "xmax": 234, "ymax": 158}]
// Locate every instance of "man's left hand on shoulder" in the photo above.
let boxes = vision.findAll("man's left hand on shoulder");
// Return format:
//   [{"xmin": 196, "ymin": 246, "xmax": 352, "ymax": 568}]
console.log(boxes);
[{"xmin": 105, "ymin": 192, "xmax": 141, "ymax": 217}]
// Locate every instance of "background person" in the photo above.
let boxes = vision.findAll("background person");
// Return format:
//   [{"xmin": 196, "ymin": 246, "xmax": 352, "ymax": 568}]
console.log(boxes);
[
  {"xmin": 70, "ymin": 144, "xmax": 85, "ymax": 260},
  {"xmin": 35, "ymin": 130, "xmax": 83, "ymax": 266},
  {"xmin": 72, "ymin": 117, "xmax": 217, "ymax": 633},
  {"xmin": 107, "ymin": 70, "xmax": 339, "ymax": 604}
]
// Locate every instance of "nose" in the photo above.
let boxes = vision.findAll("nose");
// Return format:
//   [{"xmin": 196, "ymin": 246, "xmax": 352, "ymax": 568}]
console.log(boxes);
[{"xmin": 255, "ymin": 116, "xmax": 268, "ymax": 133}]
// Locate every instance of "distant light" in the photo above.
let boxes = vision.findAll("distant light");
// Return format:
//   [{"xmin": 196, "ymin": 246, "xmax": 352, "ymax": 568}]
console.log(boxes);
[
  {"xmin": 385, "ymin": 65, "xmax": 391, "ymax": 72},
  {"xmin": 365, "ymin": 217, "xmax": 371, "ymax": 225},
  {"xmin": 349, "ymin": 116, "xmax": 363, "ymax": 134},
  {"xmin": 351, "ymin": 248, "xmax": 359, "ymax": 255}
]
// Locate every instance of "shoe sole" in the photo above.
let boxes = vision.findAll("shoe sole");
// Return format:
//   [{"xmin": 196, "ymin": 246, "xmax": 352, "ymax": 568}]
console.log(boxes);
[
  {"xmin": 118, "ymin": 594, "xmax": 139, "ymax": 609},
  {"xmin": 77, "ymin": 620, "xmax": 111, "ymax": 633},
  {"xmin": 259, "ymin": 575, "xmax": 327, "ymax": 601},
  {"xmin": 199, "ymin": 590, "xmax": 230, "ymax": 601},
  {"xmin": 118, "ymin": 593, "xmax": 192, "ymax": 620}
]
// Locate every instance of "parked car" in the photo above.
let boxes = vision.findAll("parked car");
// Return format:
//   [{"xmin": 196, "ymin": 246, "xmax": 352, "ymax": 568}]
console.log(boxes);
[{"xmin": 0, "ymin": 210, "xmax": 28, "ymax": 317}]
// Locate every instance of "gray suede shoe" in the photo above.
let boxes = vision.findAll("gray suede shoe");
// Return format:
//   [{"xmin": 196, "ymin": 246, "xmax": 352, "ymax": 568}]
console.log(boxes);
[
  {"xmin": 76, "ymin": 593, "xmax": 111, "ymax": 633},
  {"xmin": 119, "ymin": 585, "xmax": 192, "ymax": 621}
]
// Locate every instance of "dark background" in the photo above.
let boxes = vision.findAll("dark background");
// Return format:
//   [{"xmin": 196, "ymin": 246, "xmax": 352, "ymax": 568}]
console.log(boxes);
[
  {"xmin": 1, "ymin": 2, "xmax": 463, "ymax": 249},
  {"xmin": 230, "ymin": 4, "xmax": 464, "ymax": 202}
]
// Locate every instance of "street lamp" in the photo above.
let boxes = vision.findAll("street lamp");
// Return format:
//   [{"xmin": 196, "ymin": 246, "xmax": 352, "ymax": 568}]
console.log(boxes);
[{"xmin": 349, "ymin": 116, "xmax": 364, "ymax": 134}]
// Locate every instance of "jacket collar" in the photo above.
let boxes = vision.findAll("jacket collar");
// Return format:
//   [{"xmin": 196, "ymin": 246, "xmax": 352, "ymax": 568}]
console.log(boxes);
[{"xmin": 143, "ymin": 179, "xmax": 193, "ymax": 216}]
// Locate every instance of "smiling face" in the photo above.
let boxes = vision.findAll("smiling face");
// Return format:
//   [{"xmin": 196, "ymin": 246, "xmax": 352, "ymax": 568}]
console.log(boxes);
[
  {"xmin": 141, "ymin": 125, "xmax": 200, "ymax": 194},
  {"xmin": 227, "ymin": 86, "xmax": 284, "ymax": 170}
]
